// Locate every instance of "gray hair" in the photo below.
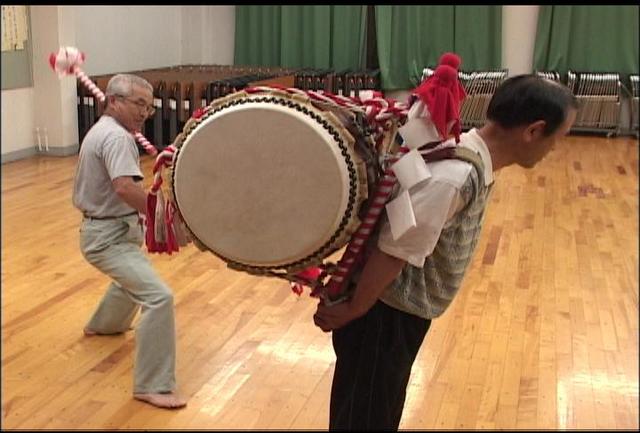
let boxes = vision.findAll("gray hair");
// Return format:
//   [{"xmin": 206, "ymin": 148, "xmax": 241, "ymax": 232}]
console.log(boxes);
[{"xmin": 105, "ymin": 74, "xmax": 153, "ymax": 97}]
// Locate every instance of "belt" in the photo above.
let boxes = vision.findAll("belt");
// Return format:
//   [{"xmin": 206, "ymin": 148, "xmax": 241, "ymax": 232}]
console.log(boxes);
[{"xmin": 83, "ymin": 211, "xmax": 138, "ymax": 220}]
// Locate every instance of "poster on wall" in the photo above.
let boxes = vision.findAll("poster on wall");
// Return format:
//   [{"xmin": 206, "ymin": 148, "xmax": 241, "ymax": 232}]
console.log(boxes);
[{"xmin": 2, "ymin": 5, "xmax": 29, "ymax": 52}]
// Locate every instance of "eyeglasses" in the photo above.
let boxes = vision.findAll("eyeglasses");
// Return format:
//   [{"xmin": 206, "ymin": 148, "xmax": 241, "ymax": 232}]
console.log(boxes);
[{"xmin": 117, "ymin": 95, "xmax": 156, "ymax": 116}]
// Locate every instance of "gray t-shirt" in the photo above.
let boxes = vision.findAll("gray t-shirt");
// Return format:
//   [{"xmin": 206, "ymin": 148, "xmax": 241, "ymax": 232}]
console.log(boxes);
[{"xmin": 72, "ymin": 115, "xmax": 144, "ymax": 218}]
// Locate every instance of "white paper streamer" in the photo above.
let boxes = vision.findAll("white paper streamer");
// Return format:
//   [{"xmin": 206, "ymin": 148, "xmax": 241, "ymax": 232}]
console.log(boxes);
[
  {"xmin": 385, "ymin": 189, "xmax": 417, "ymax": 240},
  {"xmin": 391, "ymin": 148, "xmax": 431, "ymax": 191}
]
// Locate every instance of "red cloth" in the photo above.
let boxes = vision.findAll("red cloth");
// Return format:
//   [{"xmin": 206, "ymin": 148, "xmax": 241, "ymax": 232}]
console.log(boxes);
[
  {"xmin": 413, "ymin": 64, "xmax": 464, "ymax": 142},
  {"xmin": 410, "ymin": 52, "xmax": 467, "ymax": 142},
  {"xmin": 439, "ymin": 52, "xmax": 460, "ymax": 70},
  {"xmin": 438, "ymin": 52, "xmax": 467, "ymax": 102},
  {"xmin": 290, "ymin": 266, "xmax": 324, "ymax": 297},
  {"xmin": 192, "ymin": 108, "xmax": 205, "ymax": 119}
]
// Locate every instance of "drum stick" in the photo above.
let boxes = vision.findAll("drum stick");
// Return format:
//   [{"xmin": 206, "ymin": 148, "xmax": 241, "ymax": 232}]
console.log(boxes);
[{"xmin": 48, "ymin": 46, "xmax": 158, "ymax": 156}]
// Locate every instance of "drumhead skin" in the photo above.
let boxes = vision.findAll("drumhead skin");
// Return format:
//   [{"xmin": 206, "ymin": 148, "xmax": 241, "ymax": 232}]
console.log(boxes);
[{"xmin": 172, "ymin": 92, "xmax": 362, "ymax": 269}]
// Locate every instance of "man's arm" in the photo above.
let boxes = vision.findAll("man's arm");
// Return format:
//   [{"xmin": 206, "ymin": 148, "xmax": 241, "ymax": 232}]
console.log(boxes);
[
  {"xmin": 112, "ymin": 176, "xmax": 147, "ymax": 214},
  {"xmin": 313, "ymin": 247, "xmax": 406, "ymax": 332}
]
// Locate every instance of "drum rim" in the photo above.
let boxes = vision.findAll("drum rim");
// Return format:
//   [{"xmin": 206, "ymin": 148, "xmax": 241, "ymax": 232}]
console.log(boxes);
[{"xmin": 170, "ymin": 89, "xmax": 363, "ymax": 272}]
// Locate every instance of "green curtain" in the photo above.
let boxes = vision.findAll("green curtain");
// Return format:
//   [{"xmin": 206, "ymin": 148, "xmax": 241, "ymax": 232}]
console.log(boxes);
[
  {"xmin": 280, "ymin": 6, "xmax": 331, "ymax": 68},
  {"xmin": 533, "ymin": 6, "xmax": 639, "ymax": 75},
  {"xmin": 375, "ymin": 6, "xmax": 453, "ymax": 91},
  {"xmin": 331, "ymin": 5, "xmax": 367, "ymax": 71},
  {"xmin": 454, "ymin": 6, "xmax": 502, "ymax": 72},
  {"xmin": 234, "ymin": 6, "xmax": 282, "ymax": 67},
  {"xmin": 234, "ymin": 5, "xmax": 367, "ymax": 70},
  {"xmin": 375, "ymin": 6, "xmax": 502, "ymax": 90}
]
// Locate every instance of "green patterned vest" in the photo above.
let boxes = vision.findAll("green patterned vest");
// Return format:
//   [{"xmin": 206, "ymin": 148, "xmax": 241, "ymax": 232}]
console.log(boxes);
[{"xmin": 379, "ymin": 147, "xmax": 494, "ymax": 319}]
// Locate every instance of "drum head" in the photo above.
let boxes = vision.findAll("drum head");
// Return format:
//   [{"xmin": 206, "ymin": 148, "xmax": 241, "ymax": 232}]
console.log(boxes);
[{"xmin": 173, "ymin": 96, "xmax": 358, "ymax": 268}]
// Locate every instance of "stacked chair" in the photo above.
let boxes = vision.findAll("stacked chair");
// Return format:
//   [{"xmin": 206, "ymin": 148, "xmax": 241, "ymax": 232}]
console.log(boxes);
[
  {"xmin": 534, "ymin": 70, "xmax": 562, "ymax": 83},
  {"xmin": 566, "ymin": 70, "xmax": 622, "ymax": 136},
  {"xmin": 77, "ymin": 65, "xmax": 299, "ymax": 150},
  {"xmin": 76, "ymin": 66, "xmax": 382, "ymax": 151},
  {"xmin": 630, "ymin": 74, "xmax": 639, "ymax": 134},
  {"xmin": 293, "ymin": 68, "xmax": 380, "ymax": 96}
]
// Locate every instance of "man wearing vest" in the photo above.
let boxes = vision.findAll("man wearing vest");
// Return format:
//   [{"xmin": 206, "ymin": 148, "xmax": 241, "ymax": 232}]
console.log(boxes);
[{"xmin": 313, "ymin": 70, "xmax": 579, "ymax": 430}]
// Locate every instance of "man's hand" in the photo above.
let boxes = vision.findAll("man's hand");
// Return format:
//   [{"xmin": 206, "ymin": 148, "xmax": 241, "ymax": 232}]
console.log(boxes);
[
  {"xmin": 313, "ymin": 300, "xmax": 362, "ymax": 332},
  {"xmin": 311, "ymin": 247, "xmax": 407, "ymax": 333}
]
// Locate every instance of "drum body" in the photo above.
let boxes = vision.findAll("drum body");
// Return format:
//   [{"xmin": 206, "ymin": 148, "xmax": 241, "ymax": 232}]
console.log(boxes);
[{"xmin": 170, "ymin": 88, "xmax": 379, "ymax": 273}]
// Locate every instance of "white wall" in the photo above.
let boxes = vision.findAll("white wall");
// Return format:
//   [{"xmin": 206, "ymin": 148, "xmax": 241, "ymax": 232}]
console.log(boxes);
[
  {"xmin": 201, "ymin": 6, "xmax": 236, "ymax": 65},
  {"xmin": 74, "ymin": 6, "xmax": 184, "ymax": 75},
  {"xmin": 502, "ymin": 6, "xmax": 540, "ymax": 75},
  {"xmin": 1, "ymin": 88, "xmax": 35, "ymax": 161},
  {"xmin": 26, "ymin": 5, "xmax": 80, "ymax": 160},
  {"xmin": 72, "ymin": 5, "xmax": 235, "ymax": 75},
  {"xmin": 2, "ymin": 5, "xmax": 236, "ymax": 162},
  {"xmin": 181, "ymin": 6, "xmax": 203, "ymax": 65},
  {"xmin": 181, "ymin": 6, "xmax": 235, "ymax": 66}
]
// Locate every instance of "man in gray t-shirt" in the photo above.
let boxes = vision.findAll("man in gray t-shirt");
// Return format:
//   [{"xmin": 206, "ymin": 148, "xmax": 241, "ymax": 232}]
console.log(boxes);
[
  {"xmin": 73, "ymin": 115, "xmax": 143, "ymax": 219},
  {"xmin": 73, "ymin": 74, "xmax": 187, "ymax": 409}
]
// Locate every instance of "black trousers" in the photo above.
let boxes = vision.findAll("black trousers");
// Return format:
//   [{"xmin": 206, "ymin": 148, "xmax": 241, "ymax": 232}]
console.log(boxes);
[{"xmin": 329, "ymin": 301, "xmax": 431, "ymax": 431}]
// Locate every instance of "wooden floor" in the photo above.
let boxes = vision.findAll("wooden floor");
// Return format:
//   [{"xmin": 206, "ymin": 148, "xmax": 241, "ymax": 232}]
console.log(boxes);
[{"xmin": 2, "ymin": 134, "xmax": 638, "ymax": 430}]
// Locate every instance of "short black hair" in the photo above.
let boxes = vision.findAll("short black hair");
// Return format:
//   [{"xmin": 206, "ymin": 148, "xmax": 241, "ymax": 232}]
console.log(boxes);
[{"xmin": 486, "ymin": 74, "xmax": 578, "ymax": 136}]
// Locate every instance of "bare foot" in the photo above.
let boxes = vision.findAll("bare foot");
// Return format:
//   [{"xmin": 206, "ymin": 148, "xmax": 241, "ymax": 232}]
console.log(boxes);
[{"xmin": 133, "ymin": 392, "xmax": 187, "ymax": 409}]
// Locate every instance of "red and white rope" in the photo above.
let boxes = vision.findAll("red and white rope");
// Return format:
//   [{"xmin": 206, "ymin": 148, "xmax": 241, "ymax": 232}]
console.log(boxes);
[
  {"xmin": 134, "ymin": 132, "xmax": 158, "ymax": 156},
  {"xmin": 150, "ymin": 145, "xmax": 176, "ymax": 195},
  {"xmin": 322, "ymin": 145, "xmax": 410, "ymax": 298},
  {"xmin": 73, "ymin": 67, "xmax": 105, "ymax": 103}
]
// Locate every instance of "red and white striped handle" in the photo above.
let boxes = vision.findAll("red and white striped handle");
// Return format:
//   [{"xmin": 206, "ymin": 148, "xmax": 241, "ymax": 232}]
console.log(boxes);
[
  {"xmin": 133, "ymin": 132, "xmax": 158, "ymax": 156},
  {"xmin": 73, "ymin": 67, "xmax": 105, "ymax": 103}
]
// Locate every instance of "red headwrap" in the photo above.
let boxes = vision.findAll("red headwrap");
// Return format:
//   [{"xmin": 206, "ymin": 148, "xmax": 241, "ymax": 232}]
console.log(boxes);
[
  {"xmin": 438, "ymin": 52, "xmax": 467, "ymax": 102},
  {"xmin": 439, "ymin": 52, "xmax": 460, "ymax": 69},
  {"xmin": 412, "ymin": 52, "xmax": 466, "ymax": 142}
]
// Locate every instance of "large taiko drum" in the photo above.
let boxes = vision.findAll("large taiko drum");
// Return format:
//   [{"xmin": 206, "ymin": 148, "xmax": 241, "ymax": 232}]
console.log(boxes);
[{"xmin": 169, "ymin": 88, "xmax": 384, "ymax": 274}]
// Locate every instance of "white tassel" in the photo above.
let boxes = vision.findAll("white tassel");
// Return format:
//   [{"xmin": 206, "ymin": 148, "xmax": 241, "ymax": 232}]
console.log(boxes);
[
  {"xmin": 154, "ymin": 189, "xmax": 166, "ymax": 244},
  {"xmin": 173, "ymin": 213, "xmax": 190, "ymax": 247}
]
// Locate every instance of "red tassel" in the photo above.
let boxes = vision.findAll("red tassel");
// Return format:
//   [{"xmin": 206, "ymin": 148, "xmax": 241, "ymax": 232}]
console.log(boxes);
[
  {"xmin": 291, "ymin": 283, "xmax": 304, "ymax": 296},
  {"xmin": 146, "ymin": 189, "xmax": 191, "ymax": 254},
  {"xmin": 289, "ymin": 266, "xmax": 324, "ymax": 297},
  {"xmin": 297, "ymin": 267, "xmax": 322, "ymax": 281},
  {"xmin": 192, "ymin": 108, "xmax": 205, "ymax": 119}
]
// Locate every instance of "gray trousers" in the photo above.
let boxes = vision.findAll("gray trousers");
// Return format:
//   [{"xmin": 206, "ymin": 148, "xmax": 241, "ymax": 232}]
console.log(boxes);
[{"xmin": 80, "ymin": 214, "xmax": 177, "ymax": 394}]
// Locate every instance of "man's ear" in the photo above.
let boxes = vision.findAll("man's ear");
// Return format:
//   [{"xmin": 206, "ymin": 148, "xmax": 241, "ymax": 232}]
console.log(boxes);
[
  {"xmin": 523, "ymin": 120, "xmax": 546, "ymax": 143},
  {"xmin": 104, "ymin": 95, "xmax": 115, "ymax": 110}
]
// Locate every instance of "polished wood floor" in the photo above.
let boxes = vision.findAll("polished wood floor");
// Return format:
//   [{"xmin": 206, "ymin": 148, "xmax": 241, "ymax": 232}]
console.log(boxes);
[{"xmin": 2, "ymin": 134, "xmax": 638, "ymax": 430}]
